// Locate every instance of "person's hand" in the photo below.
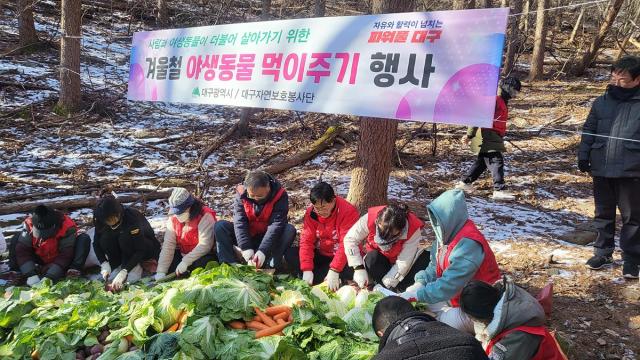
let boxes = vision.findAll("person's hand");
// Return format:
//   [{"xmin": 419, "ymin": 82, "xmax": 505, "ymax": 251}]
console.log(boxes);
[
  {"xmin": 66, "ymin": 268, "xmax": 81, "ymax": 278},
  {"xmin": 241, "ymin": 249, "xmax": 255, "ymax": 263},
  {"xmin": 302, "ymin": 271, "xmax": 314, "ymax": 285},
  {"xmin": 400, "ymin": 290, "xmax": 418, "ymax": 302},
  {"xmin": 325, "ymin": 270, "xmax": 340, "ymax": 291},
  {"xmin": 578, "ymin": 160, "xmax": 591, "ymax": 173},
  {"xmin": 154, "ymin": 272, "xmax": 166, "ymax": 282},
  {"xmin": 100, "ymin": 262, "xmax": 111, "ymax": 280},
  {"xmin": 382, "ymin": 273, "xmax": 400, "ymax": 289},
  {"xmin": 26, "ymin": 275, "xmax": 41, "ymax": 287},
  {"xmin": 111, "ymin": 269, "xmax": 128, "ymax": 291},
  {"xmin": 353, "ymin": 269, "xmax": 369, "ymax": 289},
  {"xmin": 250, "ymin": 251, "xmax": 266, "ymax": 268},
  {"xmin": 175, "ymin": 262, "xmax": 189, "ymax": 276},
  {"xmin": 404, "ymin": 282, "xmax": 424, "ymax": 293}
]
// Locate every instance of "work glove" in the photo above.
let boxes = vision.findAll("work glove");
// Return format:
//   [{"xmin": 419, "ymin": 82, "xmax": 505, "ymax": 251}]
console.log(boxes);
[
  {"xmin": 302, "ymin": 271, "xmax": 314, "ymax": 285},
  {"xmin": 100, "ymin": 261, "xmax": 111, "ymax": 280},
  {"xmin": 154, "ymin": 272, "xmax": 166, "ymax": 282},
  {"xmin": 111, "ymin": 269, "xmax": 128, "ymax": 291},
  {"xmin": 66, "ymin": 268, "xmax": 81, "ymax": 278},
  {"xmin": 175, "ymin": 261, "xmax": 189, "ymax": 276},
  {"xmin": 26, "ymin": 275, "xmax": 41, "ymax": 287},
  {"xmin": 249, "ymin": 250, "xmax": 266, "ymax": 268},
  {"xmin": 241, "ymin": 249, "xmax": 255, "ymax": 263},
  {"xmin": 404, "ymin": 282, "xmax": 424, "ymax": 293},
  {"xmin": 325, "ymin": 269, "xmax": 341, "ymax": 292},
  {"xmin": 382, "ymin": 273, "xmax": 400, "ymax": 290},
  {"xmin": 578, "ymin": 160, "xmax": 591, "ymax": 173},
  {"xmin": 400, "ymin": 290, "xmax": 418, "ymax": 302},
  {"xmin": 353, "ymin": 269, "xmax": 369, "ymax": 289}
]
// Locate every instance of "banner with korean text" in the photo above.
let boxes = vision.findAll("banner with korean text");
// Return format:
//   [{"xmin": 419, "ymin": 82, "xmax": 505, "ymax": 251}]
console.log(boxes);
[{"xmin": 127, "ymin": 8, "xmax": 508, "ymax": 127}]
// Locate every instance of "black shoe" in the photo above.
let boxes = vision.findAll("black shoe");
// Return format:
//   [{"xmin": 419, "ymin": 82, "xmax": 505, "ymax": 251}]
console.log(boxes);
[
  {"xmin": 585, "ymin": 255, "xmax": 613, "ymax": 270},
  {"xmin": 623, "ymin": 261, "xmax": 639, "ymax": 279}
]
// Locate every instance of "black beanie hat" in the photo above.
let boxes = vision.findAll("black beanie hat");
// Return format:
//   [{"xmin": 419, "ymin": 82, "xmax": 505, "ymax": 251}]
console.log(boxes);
[
  {"xmin": 96, "ymin": 195, "xmax": 123, "ymax": 220},
  {"xmin": 460, "ymin": 280, "xmax": 502, "ymax": 321},
  {"xmin": 31, "ymin": 205, "xmax": 60, "ymax": 239}
]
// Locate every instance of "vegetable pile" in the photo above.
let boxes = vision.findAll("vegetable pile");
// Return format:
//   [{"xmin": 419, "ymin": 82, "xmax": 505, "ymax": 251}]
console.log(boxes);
[{"xmin": 0, "ymin": 263, "xmax": 384, "ymax": 360}]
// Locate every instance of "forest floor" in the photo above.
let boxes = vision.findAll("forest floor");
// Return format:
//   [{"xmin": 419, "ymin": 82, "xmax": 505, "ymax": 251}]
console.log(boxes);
[{"xmin": 1, "ymin": 1, "xmax": 639, "ymax": 359}]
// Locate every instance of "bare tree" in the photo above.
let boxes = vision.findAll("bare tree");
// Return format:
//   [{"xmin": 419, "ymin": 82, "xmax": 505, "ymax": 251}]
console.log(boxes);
[
  {"xmin": 477, "ymin": 0, "xmax": 491, "ymax": 8},
  {"xmin": 520, "ymin": 0, "xmax": 530, "ymax": 32},
  {"xmin": 571, "ymin": 0, "xmax": 624, "ymax": 76},
  {"xmin": 453, "ymin": 0, "xmax": 475, "ymax": 9},
  {"xmin": 567, "ymin": 7, "xmax": 585, "ymax": 44},
  {"xmin": 157, "ymin": 0, "xmax": 168, "ymax": 27},
  {"xmin": 528, "ymin": 0, "xmax": 548, "ymax": 81},
  {"xmin": 315, "ymin": 0, "xmax": 326, "ymax": 17},
  {"xmin": 502, "ymin": 0, "xmax": 523, "ymax": 75},
  {"xmin": 18, "ymin": 0, "xmax": 38, "ymax": 47},
  {"xmin": 57, "ymin": 0, "xmax": 82, "ymax": 114},
  {"xmin": 346, "ymin": 0, "xmax": 415, "ymax": 212},
  {"xmin": 262, "ymin": 0, "xmax": 271, "ymax": 19}
]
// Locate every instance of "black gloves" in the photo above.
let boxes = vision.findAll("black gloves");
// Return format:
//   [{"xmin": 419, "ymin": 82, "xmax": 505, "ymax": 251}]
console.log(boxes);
[{"xmin": 578, "ymin": 160, "xmax": 591, "ymax": 173}]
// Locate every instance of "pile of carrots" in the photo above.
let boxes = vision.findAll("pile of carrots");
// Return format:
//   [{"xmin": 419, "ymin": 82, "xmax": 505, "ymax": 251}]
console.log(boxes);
[
  {"xmin": 227, "ymin": 305, "xmax": 293, "ymax": 338},
  {"xmin": 165, "ymin": 310, "xmax": 189, "ymax": 333}
]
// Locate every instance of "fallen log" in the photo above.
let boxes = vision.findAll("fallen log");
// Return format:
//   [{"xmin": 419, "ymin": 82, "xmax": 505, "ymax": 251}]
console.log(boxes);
[
  {"xmin": 0, "ymin": 190, "xmax": 172, "ymax": 216},
  {"xmin": 198, "ymin": 121, "xmax": 240, "ymax": 167}
]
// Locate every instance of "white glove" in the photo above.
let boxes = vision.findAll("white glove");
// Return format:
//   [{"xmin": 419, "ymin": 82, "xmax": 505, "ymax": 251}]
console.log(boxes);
[
  {"xmin": 382, "ymin": 273, "xmax": 400, "ymax": 289},
  {"xmin": 111, "ymin": 269, "xmax": 128, "ymax": 291},
  {"xmin": 26, "ymin": 275, "xmax": 41, "ymax": 287},
  {"xmin": 154, "ymin": 272, "xmax": 166, "ymax": 282},
  {"xmin": 241, "ymin": 249, "xmax": 255, "ymax": 263},
  {"xmin": 325, "ymin": 270, "xmax": 340, "ymax": 292},
  {"xmin": 175, "ymin": 261, "xmax": 189, "ymax": 276},
  {"xmin": 302, "ymin": 271, "xmax": 314, "ymax": 285},
  {"xmin": 353, "ymin": 269, "xmax": 369, "ymax": 289},
  {"xmin": 404, "ymin": 282, "xmax": 424, "ymax": 293},
  {"xmin": 250, "ymin": 251, "xmax": 266, "ymax": 268},
  {"xmin": 400, "ymin": 290, "xmax": 418, "ymax": 301},
  {"xmin": 100, "ymin": 261, "xmax": 111, "ymax": 280}
]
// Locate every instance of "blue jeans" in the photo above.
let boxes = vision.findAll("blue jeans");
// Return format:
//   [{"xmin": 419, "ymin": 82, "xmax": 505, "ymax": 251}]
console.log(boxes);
[{"xmin": 214, "ymin": 220, "xmax": 296, "ymax": 269}]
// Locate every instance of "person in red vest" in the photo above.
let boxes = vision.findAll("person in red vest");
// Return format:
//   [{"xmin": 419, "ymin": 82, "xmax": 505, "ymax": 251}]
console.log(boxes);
[
  {"xmin": 286, "ymin": 182, "xmax": 360, "ymax": 291},
  {"xmin": 400, "ymin": 189, "xmax": 501, "ymax": 334},
  {"xmin": 8, "ymin": 205, "xmax": 91, "ymax": 286},
  {"xmin": 459, "ymin": 279, "xmax": 567, "ymax": 360},
  {"xmin": 155, "ymin": 188, "xmax": 218, "ymax": 280},
  {"xmin": 343, "ymin": 203, "xmax": 430, "ymax": 292},
  {"xmin": 456, "ymin": 76, "xmax": 521, "ymax": 201},
  {"xmin": 215, "ymin": 170, "xmax": 296, "ymax": 271}
]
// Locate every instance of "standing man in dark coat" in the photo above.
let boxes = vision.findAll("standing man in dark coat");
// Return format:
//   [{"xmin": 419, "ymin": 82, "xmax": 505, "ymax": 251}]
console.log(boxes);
[{"xmin": 578, "ymin": 56, "xmax": 640, "ymax": 279}]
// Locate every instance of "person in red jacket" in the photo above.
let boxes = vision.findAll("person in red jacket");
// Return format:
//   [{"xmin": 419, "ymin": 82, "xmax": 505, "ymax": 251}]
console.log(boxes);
[
  {"xmin": 287, "ymin": 182, "xmax": 360, "ymax": 291},
  {"xmin": 8, "ymin": 205, "xmax": 91, "ymax": 286},
  {"xmin": 343, "ymin": 204, "xmax": 430, "ymax": 292}
]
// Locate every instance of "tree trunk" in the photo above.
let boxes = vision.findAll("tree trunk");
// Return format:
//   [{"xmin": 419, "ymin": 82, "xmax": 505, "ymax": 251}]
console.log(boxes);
[
  {"xmin": 453, "ymin": 0, "xmax": 466, "ymax": 9},
  {"xmin": 314, "ymin": 0, "xmax": 325, "ymax": 16},
  {"xmin": 261, "ymin": 0, "xmax": 271, "ymax": 19},
  {"xmin": 615, "ymin": 32, "xmax": 632, "ymax": 61},
  {"xmin": 477, "ymin": 0, "xmax": 491, "ymax": 8},
  {"xmin": 571, "ymin": 0, "xmax": 624, "ymax": 76},
  {"xmin": 17, "ymin": 0, "xmax": 38, "ymax": 47},
  {"xmin": 502, "ymin": 0, "xmax": 523, "ymax": 75},
  {"xmin": 567, "ymin": 7, "xmax": 584, "ymax": 44},
  {"xmin": 347, "ymin": 0, "xmax": 415, "ymax": 212},
  {"xmin": 237, "ymin": 108, "xmax": 254, "ymax": 136},
  {"xmin": 157, "ymin": 0, "xmax": 168, "ymax": 27},
  {"xmin": 521, "ymin": 0, "xmax": 530, "ymax": 32},
  {"xmin": 528, "ymin": 0, "xmax": 548, "ymax": 81},
  {"xmin": 57, "ymin": 0, "xmax": 82, "ymax": 114}
]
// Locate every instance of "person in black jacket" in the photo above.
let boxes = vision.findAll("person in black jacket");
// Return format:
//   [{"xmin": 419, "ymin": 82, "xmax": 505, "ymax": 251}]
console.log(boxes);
[
  {"xmin": 214, "ymin": 170, "xmax": 296, "ymax": 271},
  {"xmin": 373, "ymin": 296, "xmax": 488, "ymax": 360},
  {"xmin": 578, "ymin": 56, "xmax": 640, "ymax": 278},
  {"xmin": 93, "ymin": 195, "xmax": 160, "ymax": 290}
]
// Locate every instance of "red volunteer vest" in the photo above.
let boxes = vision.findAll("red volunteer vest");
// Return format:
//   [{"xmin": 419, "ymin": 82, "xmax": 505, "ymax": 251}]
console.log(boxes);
[
  {"xmin": 436, "ymin": 219, "xmax": 501, "ymax": 307},
  {"xmin": 171, "ymin": 206, "xmax": 217, "ymax": 254},
  {"xmin": 491, "ymin": 95, "xmax": 508, "ymax": 137},
  {"xmin": 365, "ymin": 206, "xmax": 424, "ymax": 264},
  {"xmin": 238, "ymin": 186, "xmax": 286, "ymax": 237},
  {"xmin": 25, "ymin": 215, "xmax": 77, "ymax": 264},
  {"xmin": 486, "ymin": 326, "xmax": 567, "ymax": 360}
]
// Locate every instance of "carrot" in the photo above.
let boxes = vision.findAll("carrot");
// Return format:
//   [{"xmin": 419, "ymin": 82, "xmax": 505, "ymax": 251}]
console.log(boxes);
[
  {"xmin": 177, "ymin": 310, "xmax": 189, "ymax": 325},
  {"xmin": 273, "ymin": 311, "xmax": 290, "ymax": 321},
  {"xmin": 246, "ymin": 321, "xmax": 270, "ymax": 330},
  {"xmin": 228, "ymin": 321, "xmax": 246, "ymax": 330},
  {"xmin": 255, "ymin": 321, "xmax": 290, "ymax": 339},
  {"xmin": 125, "ymin": 335, "xmax": 133, "ymax": 344},
  {"xmin": 252, "ymin": 315, "xmax": 261, "ymax": 322},
  {"xmin": 265, "ymin": 305, "xmax": 291, "ymax": 316},
  {"xmin": 276, "ymin": 318, "xmax": 286, "ymax": 325},
  {"xmin": 165, "ymin": 323, "xmax": 180, "ymax": 332},
  {"xmin": 31, "ymin": 349, "xmax": 39, "ymax": 360},
  {"xmin": 254, "ymin": 307, "xmax": 277, "ymax": 327},
  {"xmin": 288, "ymin": 313, "xmax": 293, "ymax": 322}
]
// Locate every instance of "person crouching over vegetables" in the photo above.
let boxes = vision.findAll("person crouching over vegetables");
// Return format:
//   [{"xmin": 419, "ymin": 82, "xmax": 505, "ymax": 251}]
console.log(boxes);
[
  {"xmin": 155, "ymin": 188, "xmax": 218, "ymax": 281},
  {"xmin": 8, "ymin": 205, "xmax": 91, "ymax": 286},
  {"xmin": 343, "ymin": 204, "xmax": 430, "ymax": 292},
  {"xmin": 93, "ymin": 195, "xmax": 160, "ymax": 291}
]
